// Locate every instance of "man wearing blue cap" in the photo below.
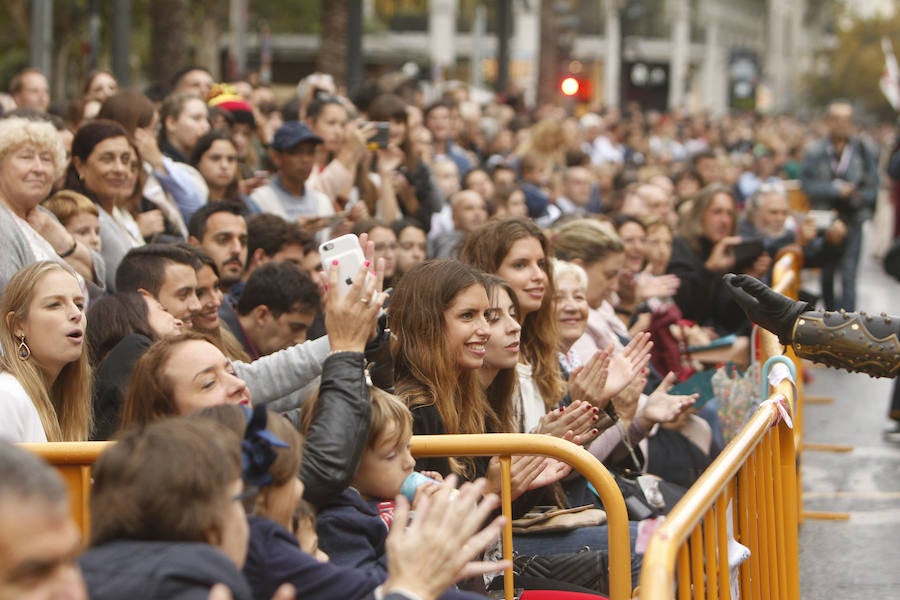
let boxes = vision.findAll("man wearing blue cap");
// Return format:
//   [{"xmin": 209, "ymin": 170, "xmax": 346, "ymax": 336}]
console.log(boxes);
[{"xmin": 251, "ymin": 121, "xmax": 335, "ymax": 236}]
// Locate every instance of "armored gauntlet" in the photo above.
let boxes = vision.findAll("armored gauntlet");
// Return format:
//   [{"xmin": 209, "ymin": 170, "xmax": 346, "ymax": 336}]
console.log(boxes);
[{"xmin": 792, "ymin": 310, "xmax": 900, "ymax": 378}]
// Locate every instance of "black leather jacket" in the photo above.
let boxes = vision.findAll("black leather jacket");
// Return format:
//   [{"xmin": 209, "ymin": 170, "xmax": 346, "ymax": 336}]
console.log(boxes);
[{"xmin": 299, "ymin": 351, "xmax": 372, "ymax": 509}]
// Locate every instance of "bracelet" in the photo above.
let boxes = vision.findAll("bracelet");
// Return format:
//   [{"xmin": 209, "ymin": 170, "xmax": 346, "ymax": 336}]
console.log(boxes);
[
  {"xmin": 58, "ymin": 237, "xmax": 78, "ymax": 258},
  {"xmin": 327, "ymin": 349, "xmax": 363, "ymax": 357}
]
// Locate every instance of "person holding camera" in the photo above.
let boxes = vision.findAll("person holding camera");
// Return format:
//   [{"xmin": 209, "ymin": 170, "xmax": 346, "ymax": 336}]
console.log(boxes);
[
  {"xmin": 801, "ymin": 100, "xmax": 880, "ymax": 311},
  {"xmin": 668, "ymin": 184, "xmax": 770, "ymax": 341}
]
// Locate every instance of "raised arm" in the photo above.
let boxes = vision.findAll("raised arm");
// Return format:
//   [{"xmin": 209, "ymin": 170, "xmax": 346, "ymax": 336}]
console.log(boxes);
[{"xmin": 724, "ymin": 273, "xmax": 900, "ymax": 378}]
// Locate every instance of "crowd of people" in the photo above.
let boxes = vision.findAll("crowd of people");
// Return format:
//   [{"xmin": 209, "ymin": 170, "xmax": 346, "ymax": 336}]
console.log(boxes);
[{"xmin": 0, "ymin": 62, "xmax": 896, "ymax": 598}]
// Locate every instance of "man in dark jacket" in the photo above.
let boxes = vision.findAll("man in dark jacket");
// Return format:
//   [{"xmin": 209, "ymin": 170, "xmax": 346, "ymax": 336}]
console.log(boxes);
[{"xmin": 801, "ymin": 100, "xmax": 880, "ymax": 311}]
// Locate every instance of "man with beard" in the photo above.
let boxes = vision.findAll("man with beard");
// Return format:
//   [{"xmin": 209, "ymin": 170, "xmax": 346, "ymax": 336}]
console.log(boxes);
[
  {"xmin": 741, "ymin": 184, "xmax": 846, "ymax": 281},
  {"xmin": 188, "ymin": 202, "xmax": 249, "ymax": 295}
]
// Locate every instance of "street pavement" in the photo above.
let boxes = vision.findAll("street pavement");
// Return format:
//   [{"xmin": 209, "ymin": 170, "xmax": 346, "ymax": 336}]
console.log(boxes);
[{"xmin": 799, "ymin": 231, "xmax": 900, "ymax": 599}]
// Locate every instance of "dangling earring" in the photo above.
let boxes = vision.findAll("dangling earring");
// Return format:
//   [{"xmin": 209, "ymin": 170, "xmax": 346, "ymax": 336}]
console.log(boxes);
[{"xmin": 16, "ymin": 335, "xmax": 30, "ymax": 360}]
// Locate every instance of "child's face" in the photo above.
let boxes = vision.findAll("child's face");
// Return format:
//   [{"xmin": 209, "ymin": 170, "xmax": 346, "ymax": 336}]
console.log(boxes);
[
  {"xmin": 66, "ymin": 212, "xmax": 101, "ymax": 252},
  {"xmin": 294, "ymin": 516, "xmax": 329, "ymax": 563},
  {"xmin": 353, "ymin": 424, "xmax": 415, "ymax": 501}
]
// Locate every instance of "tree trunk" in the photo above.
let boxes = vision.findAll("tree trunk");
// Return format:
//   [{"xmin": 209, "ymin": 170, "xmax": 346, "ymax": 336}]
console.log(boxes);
[
  {"xmin": 317, "ymin": 0, "xmax": 348, "ymax": 87},
  {"xmin": 536, "ymin": 0, "xmax": 559, "ymax": 107},
  {"xmin": 149, "ymin": 0, "xmax": 190, "ymax": 85},
  {"xmin": 197, "ymin": 13, "xmax": 223, "ymax": 81}
]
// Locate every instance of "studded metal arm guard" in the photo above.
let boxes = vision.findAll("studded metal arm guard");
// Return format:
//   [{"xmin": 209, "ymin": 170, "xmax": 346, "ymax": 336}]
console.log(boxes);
[{"xmin": 792, "ymin": 310, "xmax": 900, "ymax": 378}]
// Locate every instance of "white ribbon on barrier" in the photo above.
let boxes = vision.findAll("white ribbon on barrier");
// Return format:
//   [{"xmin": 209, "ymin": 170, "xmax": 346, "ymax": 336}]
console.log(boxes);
[{"xmin": 761, "ymin": 361, "xmax": 795, "ymax": 429}]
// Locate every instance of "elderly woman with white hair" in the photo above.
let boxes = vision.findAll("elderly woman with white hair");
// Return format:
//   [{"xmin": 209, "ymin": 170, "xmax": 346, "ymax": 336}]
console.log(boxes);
[{"xmin": 0, "ymin": 116, "xmax": 105, "ymax": 294}]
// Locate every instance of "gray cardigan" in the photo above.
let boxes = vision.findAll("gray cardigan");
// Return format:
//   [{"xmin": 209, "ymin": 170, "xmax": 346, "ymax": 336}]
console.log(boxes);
[
  {"xmin": 234, "ymin": 335, "xmax": 331, "ymax": 408},
  {"xmin": 0, "ymin": 203, "xmax": 106, "ymax": 297}
]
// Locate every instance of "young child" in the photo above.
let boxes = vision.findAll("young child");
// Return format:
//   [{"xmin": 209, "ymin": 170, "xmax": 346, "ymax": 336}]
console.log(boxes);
[
  {"xmin": 314, "ymin": 389, "xmax": 488, "ymax": 599},
  {"xmin": 315, "ymin": 388, "xmax": 418, "ymax": 574},
  {"xmin": 41, "ymin": 190, "xmax": 102, "ymax": 252}
]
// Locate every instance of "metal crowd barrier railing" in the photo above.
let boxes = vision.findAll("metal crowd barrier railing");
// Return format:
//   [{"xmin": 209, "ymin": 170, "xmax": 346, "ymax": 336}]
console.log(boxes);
[
  {"xmin": 20, "ymin": 441, "xmax": 112, "ymax": 540},
  {"xmin": 25, "ymin": 252, "xmax": 811, "ymax": 600},
  {"xmin": 637, "ymin": 251, "xmax": 803, "ymax": 599},
  {"xmin": 411, "ymin": 433, "xmax": 633, "ymax": 600},
  {"xmin": 24, "ymin": 434, "xmax": 633, "ymax": 600}
]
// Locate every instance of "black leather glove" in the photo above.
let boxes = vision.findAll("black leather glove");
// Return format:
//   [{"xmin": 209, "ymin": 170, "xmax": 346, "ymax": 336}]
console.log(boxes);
[{"xmin": 723, "ymin": 274, "xmax": 808, "ymax": 344}]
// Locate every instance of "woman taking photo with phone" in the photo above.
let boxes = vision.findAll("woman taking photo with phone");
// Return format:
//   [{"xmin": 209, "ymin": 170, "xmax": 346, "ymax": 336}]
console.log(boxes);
[
  {"xmin": 669, "ymin": 184, "xmax": 769, "ymax": 343},
  {"xmin": 367, "ymin": 93, "xmax": 442, "ymax": 230},
  {"xmin": 304, "ymin": 95, "xmax": 373, "ymax": 213}
]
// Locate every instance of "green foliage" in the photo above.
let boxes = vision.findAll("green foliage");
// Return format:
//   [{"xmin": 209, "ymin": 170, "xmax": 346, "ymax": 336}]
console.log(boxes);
[
  {"xmin": 804, "ymin": 8, "xmax": 900, "ymax": 120},
  {"xmin": 248, "ymin": 0, "xmax": 321, "ymax": 34}
]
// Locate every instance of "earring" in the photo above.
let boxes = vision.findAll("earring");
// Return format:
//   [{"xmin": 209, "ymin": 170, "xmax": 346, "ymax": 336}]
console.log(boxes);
[{"xmin": 16, "ymin": 335, "xmax": 30, "ymax": 360}]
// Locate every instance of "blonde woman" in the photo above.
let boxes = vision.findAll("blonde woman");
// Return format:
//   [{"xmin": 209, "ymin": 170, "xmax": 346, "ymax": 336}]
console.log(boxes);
[{"xmin": 0, "ymin": 261, "xmax": 92, "ymax": 442}]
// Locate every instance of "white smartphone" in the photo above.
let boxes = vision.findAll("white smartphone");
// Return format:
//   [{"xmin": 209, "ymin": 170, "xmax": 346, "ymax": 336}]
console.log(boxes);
[{"xmin": 319, "ymin": 234, "xmax": 367, "ymax": 297}]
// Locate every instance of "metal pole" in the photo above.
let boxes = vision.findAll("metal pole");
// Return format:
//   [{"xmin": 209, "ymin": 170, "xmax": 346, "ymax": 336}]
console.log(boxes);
[
  {"xmin": 471, "ymin": 4, "xmax": 486, "ymax": 89},
  {"xmin": 496, "ymin": 0, "xmax": 511, "ymax": 92},
  {"xmin": 30, "ymin": 0, "xmax": 53, "ymax": 77},
  {"xmin": 229, "ymin": 0, "xmax": 248, "ymax": 79},
  {"xmin": 112, "ymin": 0, "xmax": 131, "ymax": 87},
  {"xmin": 347, "ymin": 0, "xmax": 363, "ymax": 96}
]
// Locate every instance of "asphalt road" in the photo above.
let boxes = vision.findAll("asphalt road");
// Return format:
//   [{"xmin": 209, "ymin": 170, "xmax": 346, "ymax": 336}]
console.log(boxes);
[{"xmin": 798, "ymin": 233, "xmax": 900, "ymax": 599}]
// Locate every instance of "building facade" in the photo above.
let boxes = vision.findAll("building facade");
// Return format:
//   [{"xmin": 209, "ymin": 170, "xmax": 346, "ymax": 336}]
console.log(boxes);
[{"xmin": 249, "ymin": 0, "xmax": 821, "ymax": 114}]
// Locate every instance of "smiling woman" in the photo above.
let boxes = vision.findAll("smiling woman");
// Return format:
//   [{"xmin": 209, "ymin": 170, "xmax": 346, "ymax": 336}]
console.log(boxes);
[
  {"xmin": 390, "ymin": 259, "xmax": 500, "ymax": 478},
  {"xmin": 458, "ymin": 217, "xmax": 567, "ymax": 424},
  {"xmin": 119, "ymin": 332, "xmax": 252, "ymax": 431},
  {"xmin": 0, "ymin": 262, "xmax": 92, "ymax": 442},
  {"xmin": 0, "ymin": 118, "xmax": 104, "ymax": 294},
  {"xmin": 63, "ymin": 120, "xmax": 146, "ymax": 291}
]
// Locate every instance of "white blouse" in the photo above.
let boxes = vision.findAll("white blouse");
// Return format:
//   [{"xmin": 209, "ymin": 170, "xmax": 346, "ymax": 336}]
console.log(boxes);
[{"xmin": 0, "ymin": 371, "xmax": 47, "ymax": 443}]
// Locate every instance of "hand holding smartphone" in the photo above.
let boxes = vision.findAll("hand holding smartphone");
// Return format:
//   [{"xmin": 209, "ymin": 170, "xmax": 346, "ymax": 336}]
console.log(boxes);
[
  {"xmin": 319, "ymin": 234, "xmax": 369, "ymax": 297},
  {"xmin": 730, "ymin": 238, "xmax": 766, "ymax": 271},
  {"xmin": 367, "ymin": 122, "xmax": 391, "ymax": 150}
]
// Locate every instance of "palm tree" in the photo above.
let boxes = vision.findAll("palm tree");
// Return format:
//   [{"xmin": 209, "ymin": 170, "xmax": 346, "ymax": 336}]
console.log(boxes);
[
  {"xmin": 317, "ymin": 0, "xmax": 348, "ymax": 87},
  {"xmin": 150, "ymin": 0, "xmax": 190, "ymax": 85}
]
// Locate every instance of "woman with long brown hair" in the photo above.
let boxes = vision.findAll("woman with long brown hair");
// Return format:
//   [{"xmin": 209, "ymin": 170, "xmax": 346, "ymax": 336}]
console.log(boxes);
[
  {"xmin": 390, "ymin": 259, "xmax": 568, "ymax": 492},
  {"xmin": 458, "ymin": 217, "xmax": 567, "ymax": 431}
]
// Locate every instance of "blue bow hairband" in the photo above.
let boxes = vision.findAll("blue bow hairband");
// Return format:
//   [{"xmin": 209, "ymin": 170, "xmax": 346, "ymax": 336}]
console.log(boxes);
[{"xmin": 240, "ymin": 404, "xmax": 288, "ymax": 489}]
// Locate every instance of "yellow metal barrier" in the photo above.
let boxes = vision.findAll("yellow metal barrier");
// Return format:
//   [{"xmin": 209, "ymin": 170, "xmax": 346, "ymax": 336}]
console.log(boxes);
[
  {"xmin": 411, "ymin": 433, "xmax": 632, "ymax": 600},
  {"xmin": 19, "ymin": 441, "xmax": 111, "ymax": 542},
  {"xmin": 638, "ymin": 252, "xmax": 803, "ymax": 599},
  {"xmin": 638, "ymin": 378, "xmax": 799, "ymax": 599},
  {"xmin": 25, "ymin": 435, "xmax": 631, "ymax": 600},
  {"xmin": 769, "ymin": 250, "xmax": 803, "ymax": 445}
]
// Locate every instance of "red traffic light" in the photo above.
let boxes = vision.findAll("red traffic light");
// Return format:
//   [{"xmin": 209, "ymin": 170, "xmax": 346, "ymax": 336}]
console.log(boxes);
[{"xmin": 561, "ymin": 77, "xmax": 580, "ymax": 96}]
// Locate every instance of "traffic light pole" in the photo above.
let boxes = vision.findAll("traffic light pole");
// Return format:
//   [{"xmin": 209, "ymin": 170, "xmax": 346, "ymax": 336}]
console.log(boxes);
[
  {"xmin": 347, "ymin": 0, "xmax": 363, "ymax": 97},
  {"xmin": 112, "ymin": 0, "xmax": 131, "ymax": 87},
  {"xmin": 30, "ymin": 0, "xmax": 53, "ymax": 78}
]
